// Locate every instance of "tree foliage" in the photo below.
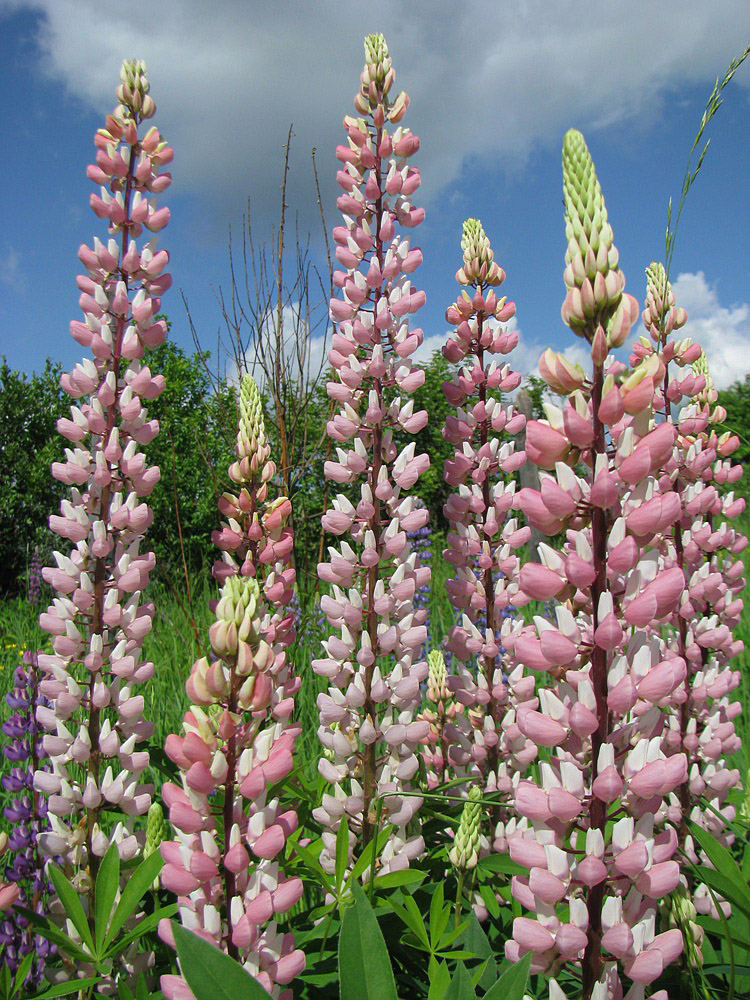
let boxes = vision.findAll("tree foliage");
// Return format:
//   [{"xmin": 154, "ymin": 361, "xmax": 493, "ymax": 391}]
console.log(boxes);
[{"xmin": 0, "ymin": 358, "xmax": 68, "ymax": 596}]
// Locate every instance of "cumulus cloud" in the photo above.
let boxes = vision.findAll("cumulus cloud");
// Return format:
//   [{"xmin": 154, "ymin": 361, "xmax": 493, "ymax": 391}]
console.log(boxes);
[
  {"xmin": 668, "ymin": 271, "xmax": 750, "ymax": 389},
  {"xmin": 6, "ymin": 0, "xmax": 750, "ymax": 239}
]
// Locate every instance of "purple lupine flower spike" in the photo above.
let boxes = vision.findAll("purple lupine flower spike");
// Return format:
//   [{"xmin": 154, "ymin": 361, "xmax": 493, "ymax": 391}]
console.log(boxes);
[{"xmin": 1, "ymin": 651, "xmax": 55, "ymax": 988}]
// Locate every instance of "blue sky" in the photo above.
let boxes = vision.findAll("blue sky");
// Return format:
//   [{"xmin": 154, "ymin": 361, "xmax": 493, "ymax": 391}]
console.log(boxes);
[{"xmin": 1, "ymin": 1, "xmax": 749, "ymax": 388}]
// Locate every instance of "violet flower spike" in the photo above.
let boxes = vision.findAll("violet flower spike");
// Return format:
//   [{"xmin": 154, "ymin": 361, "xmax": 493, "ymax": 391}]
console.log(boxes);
[{"xmin": 1, "ymin": 652, "xmax": 55, "ymax": 987}]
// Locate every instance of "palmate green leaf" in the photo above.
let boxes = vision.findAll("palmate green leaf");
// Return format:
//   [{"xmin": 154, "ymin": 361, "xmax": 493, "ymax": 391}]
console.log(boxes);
[
  {"xmin": 444, "ymin": 962, "xmax": 477, "ymax": 1000},
  {"xmin": 427, "ymin": 957, "xmax": 451, "ymax": 1000},
  {"xmin": 14, "ymin": 905, "xmax": 92, "ymax": 963},
  {"xmin": 31, "ymin": 979, "xmax": 102, "ymax": 999},
  {"xmin": 94, "ymin": 844, "xmax": 120, "ymax": 953},
  {"xmin": 476, "ymin": 854, "xmax": 525, "ymax": 877},
  {"xmin": 104, "ymin": 904, "xmax": 177, "ymax": 958},
  {"xmin": 390, "ymin": 894, "xmax": 431, "ymax": 948},
  {"xmin": 373, "ymin": 869, "xmax": 427, "ymax": 891},
  {"xmin": 430, "ymin": 882, "xmax": 449, "ymax": 948},
  {"xmin": 460, "ymin": 912, "xmax": 497, "ymax": 990},
  {"xmin": 12, "ymin": 954, "xmax": 34, "ymax": 997},
  {"xmin": 173, "ymin": 922, "xmax": 269, "ymax": 1000},
  {"xmin": 335, "ymin": 815, "xmax": 350, "ymax": 894},
  {"xmin": 688, "ymin": 821, "xmax": 750, "ymax": 914},
  {"xmin": 47, "ymin": 863, "xmax": 95, "ymax": 955},
  {"xmin": 339, "ymin": 882, "xmax": 400, "ymax": 1000},
  {"xmin": 103, "ymin": 850, "xmax": 163, "ymax": 950},
  {"xmin": 483, "ymin": 953, "xmax": 533, "ymax": 1000}
]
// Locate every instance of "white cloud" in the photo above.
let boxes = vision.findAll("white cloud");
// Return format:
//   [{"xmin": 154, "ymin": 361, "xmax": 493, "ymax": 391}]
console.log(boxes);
[
  {"xmin": 0, "ymin": 245, "xmax": 25, "ymax": 292},
  {"xmin": 668, "ymin": 271, "xmax": 750, "ymax": 389},
  {"xmin": 7, "ymin": 0, "xmax": 750, "ymax": 238},
  {"xmin": 227, "ymin": 301, "xmax": 330, "ymax": 390}
]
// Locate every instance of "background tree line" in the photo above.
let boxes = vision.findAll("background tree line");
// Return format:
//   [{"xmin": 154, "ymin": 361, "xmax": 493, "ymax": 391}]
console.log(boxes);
[
  {"xmin": 0, "ymin": 342, "xmax": 458, "ymax": 601},
  {"xmin": 3, "ymin": 343, "xmax": 747, "ymax": 602}
]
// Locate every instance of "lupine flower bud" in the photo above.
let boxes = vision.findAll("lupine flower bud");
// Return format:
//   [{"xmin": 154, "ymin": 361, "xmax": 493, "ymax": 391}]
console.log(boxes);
[
  {"xmin": 449, "ymin": 786, "xmax": 483, "ymax": 871},
  {"xmin": 661, "ymin": 884, "xmax": 703, "ymax": 969},
  {"xmin": 561, "ymin": 130, "xmax": 638, "ymax": 348}
]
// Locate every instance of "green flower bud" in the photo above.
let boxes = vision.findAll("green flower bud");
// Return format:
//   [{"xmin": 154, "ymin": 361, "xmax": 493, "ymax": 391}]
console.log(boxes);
[
  {"xmin": 212, "ymin": 576, "xmax": 263, "ymax": 658},
  {"xmin": 562, "ymin": 130, "xmax": 634, "ymax": 343},
  {"xmin": 145, "ymin": 802, "xmax": 166, "ymax": 890},
  {"xmin": 144, "ymin": 802, "xmax": 166, "ymax": 857},
  {"xmin": 449, "ymin": 786, "xmax": 483, "ymax": 871},
  {"xmin": 457, "ymin": 219, "xmax": 503, "ymax": 287},
  {"xmin": 426, "ymin": 650, "xmax": 450, "ymax": 705}
]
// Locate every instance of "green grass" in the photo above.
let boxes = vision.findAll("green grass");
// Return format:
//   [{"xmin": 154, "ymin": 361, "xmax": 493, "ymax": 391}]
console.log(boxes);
[{"xmin": 1, "ymin": 519, "xmax": 749, "ymax": 798}]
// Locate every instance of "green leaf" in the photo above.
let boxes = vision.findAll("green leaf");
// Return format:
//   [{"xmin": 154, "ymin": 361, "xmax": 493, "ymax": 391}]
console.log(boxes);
[
  {"xmin": 291, "ymin": 840, "xmax": 333, "ymax": 895},
  {"xmin": 335, "ymin": 816, "xmax": 350, "ymax": 895},
  {"xmin": 700, "ymin": 916, "xmax": 750, "ymax": 952},
  {"xmin": 350, "ymin": 829, "xmax": 389, "ymax": 883},
  {"xmin": 104, "ymin": 850, "xmax": 163, "ymax": 950},
  {"xmin": 430, "ymin": 882, "xmax": 449, "ymax": 948},
  {"xmin": 173, "ymin": 922, "xmax": 269, "ymax": 1000},
  {"xmin": 433, "ymin": 950, "xmax": 480, "ymax": 962},
  {"xmin": 373, "ymin": 870, "xmax": 427, "ymax": 891},
  {"xmin": 104, "ymin": 904, "xmax": 177, "ymax": 958},
  {"xmin": 339, "ymin": 882, "xmax": 399, "ymax": 1000},
  {"xmin": 478, "ymin": 883, "xmax": 500, "ymax": 920},
  {"xmin": 391, "ymin": 893, "xmax": 430, "ymax": 947},
  {"xmin": 12, "ymin": 953, "xmax": 34, "ymax": 995},
  {"xmin": 31, "ymin": 979, "xmax": 102, "ymax": 999},
  {"xmin": 688, "ymin": 821, "xmax": 750, "ymax": 913},
  {"xmin": 476, "ymin": 854, "xmax": 525, "ymax": 877},
  {"xmin": 116, "ymin": 983, "xmax": 135, "ymax": 1000},
  {"xmin": 435, "ymin": 918, "xmax": 471, "ymax": 951},
  {"xmin": 459, "ymin": 912, "xmax": 497, "ymax": 990},
  {"xmin": 48, "ymin": 863, "xmax": 95, "ymax": 955},
  {"xmin": 483, "ymin": 954, "xmax": 532, "ymax": 1000},
  {"xmin": 14, "ymin": 906, "xmax": 92, "ymax": 962},
  {"xmin": 692, "ymin": 869, "xmax": 750, "ymax": 922},
  {"xmin": 1, "ymin": 962, "xmax": 11, "ymax": 1000},
  {"xmin": 135, "ymin": 973, "xmax": 148, "ymax": 1000},
  {"xmin": 427, "ymin": 957, "xmax": 451, "ymax": 1000},
  {"xmin": 443, "ymin": 962, "xmax": 477, "ymax": 1000},
  {"xmin": 95, "ymin": 844, "xmax": 121, "ymax": 953}
]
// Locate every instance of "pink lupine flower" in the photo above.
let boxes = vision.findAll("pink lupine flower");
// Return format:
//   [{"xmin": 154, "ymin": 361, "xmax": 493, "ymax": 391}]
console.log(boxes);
[
  {"xmin": 35, "ymin": 62, "xmax": 171, "ymax": 909},
  {"xmin": 314, "ymin": 34, "xmax": 431, "ymax": 876},
  {"xmin": 439, "ymin": 219, "xmax": 534, "ymax": 833},
  {"xmin": 639, "ymin": 264, "xmax": 745, "ymax": 923},
  {"xmin": 508, "ymin": 131, "xmax": 693, "ymax": 999},
  {"xmin": 159, "ymin": 576, "xmax": 304, "ymax": 1000},
  {"xmin": 160, "ymin": 372, "xmax": 301, "ymax": 998}
]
